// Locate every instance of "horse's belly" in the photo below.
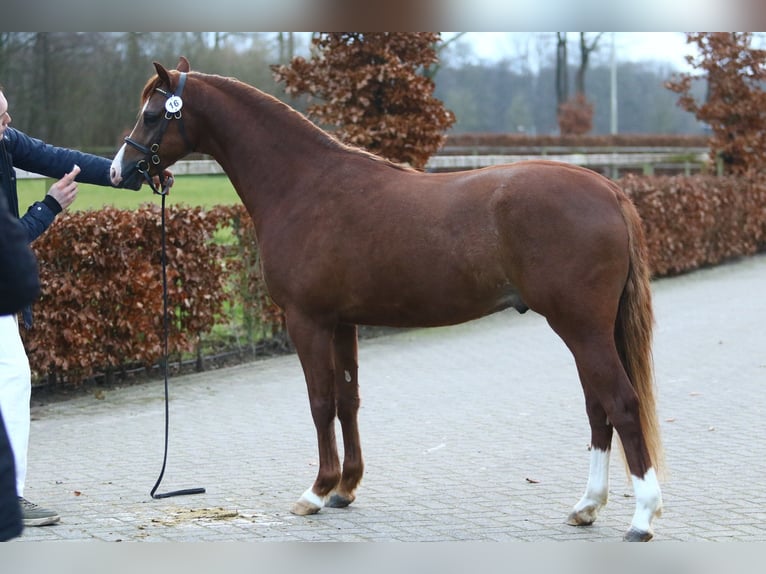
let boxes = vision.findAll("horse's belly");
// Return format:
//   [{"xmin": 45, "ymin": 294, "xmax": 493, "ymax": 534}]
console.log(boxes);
[{"xmin": 341, "ymin": 281, "xmax": 527, "ymax": 328}]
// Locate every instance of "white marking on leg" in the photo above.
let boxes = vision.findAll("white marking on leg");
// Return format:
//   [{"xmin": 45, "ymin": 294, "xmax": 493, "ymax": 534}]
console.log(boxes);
[
  {"xmin": 344, "ymin": 370, "xmax": 352, "ymax": 382},
  {"xmin": 572, "ymin": 447, "xmax": 610, "ymax": 515},
  {"xmin": 300, "ymin": 488, "xmax": 325, "ymax": 509},
  {"xmin": 630, "ymin": 468, "xmax": 662, "ymax": 533}
]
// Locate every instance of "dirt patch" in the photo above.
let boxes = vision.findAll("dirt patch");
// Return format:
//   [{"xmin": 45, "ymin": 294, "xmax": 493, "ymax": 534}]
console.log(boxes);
[{"xmin": 151, "ymin": 507, "xmax": 241, "ymax": 526}]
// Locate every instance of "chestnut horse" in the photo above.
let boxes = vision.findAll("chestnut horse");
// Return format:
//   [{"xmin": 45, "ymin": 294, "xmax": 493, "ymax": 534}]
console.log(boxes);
[{"xmin": 111, "ymin": 57, "xmax": 664, "ymax": 541}]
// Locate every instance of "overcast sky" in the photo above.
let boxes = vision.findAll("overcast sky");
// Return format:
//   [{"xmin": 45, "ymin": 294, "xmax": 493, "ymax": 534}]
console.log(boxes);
[{"xmin": 445, "ymin": 32, "xmax": 698, "ymax": 72}]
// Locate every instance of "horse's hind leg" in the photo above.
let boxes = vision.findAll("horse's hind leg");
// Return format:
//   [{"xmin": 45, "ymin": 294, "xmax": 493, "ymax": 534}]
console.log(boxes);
[
  {"xmin": 326, "ymin": 323, "xmax": 364, "ymax": 508},
  {"xmin": 285, "ymin": 312, "xmax": 342, "ymax": 516},
  {"xmin": 575, "ymin": 339, "xmax": 661, "ymax": 540},
  {"xmin": 551, "ymin": 321, "xmax": 662, "ymax": 541},
  {"xmin": 567, "ymin": 381, "xmax": 613, "ymax": 526}
]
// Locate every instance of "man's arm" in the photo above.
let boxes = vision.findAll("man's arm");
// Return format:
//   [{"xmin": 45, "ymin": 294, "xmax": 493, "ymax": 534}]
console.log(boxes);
[
  {"xmin": 6, "ymin": 127, "xmax": 112, "ymax": 187},
  {"xmin": 19, "ymin": 165, "xmax": 81, "ymax": 243}
]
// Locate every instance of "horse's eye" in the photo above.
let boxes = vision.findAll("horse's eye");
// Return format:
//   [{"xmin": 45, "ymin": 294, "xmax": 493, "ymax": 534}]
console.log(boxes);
[{"xmin": 143, "ymin": 111, "xmax": 161, "ymax": 125}]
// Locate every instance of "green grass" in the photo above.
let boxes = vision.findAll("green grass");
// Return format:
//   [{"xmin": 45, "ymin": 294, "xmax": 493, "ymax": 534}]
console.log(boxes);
[{"xmin": 16, "ymin": 174, "xmax": 241, "ymax": 211}]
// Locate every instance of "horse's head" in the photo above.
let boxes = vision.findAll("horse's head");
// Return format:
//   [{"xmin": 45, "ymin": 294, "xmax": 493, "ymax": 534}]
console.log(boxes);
[{"xmin": 110, "ymin": 56, "xmax": 195, "ymax": 191}]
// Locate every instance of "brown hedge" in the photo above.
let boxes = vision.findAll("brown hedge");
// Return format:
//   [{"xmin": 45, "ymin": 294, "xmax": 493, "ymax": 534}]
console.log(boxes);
[
  {"xmin": 21, "ymin": 204, "xmax": 256, "ymax": 384},
  {"xmin": 622, "ymin": 175, "xmax": 766, "ymax": 276},
  {"xmin": 19, "ymin": 175, "xmax": 766, "ymax": 386}
]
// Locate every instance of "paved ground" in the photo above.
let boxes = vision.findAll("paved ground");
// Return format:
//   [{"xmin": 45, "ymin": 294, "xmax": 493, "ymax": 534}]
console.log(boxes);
[{"xmin": 12, "ymin": 254, "xmax": 766, "ymax": 542}]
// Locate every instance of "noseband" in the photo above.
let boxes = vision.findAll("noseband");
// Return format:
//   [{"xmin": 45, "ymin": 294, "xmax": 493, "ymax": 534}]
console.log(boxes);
[{"xmin": 124, "ymin": 72, "xmax": 193, "ymax": 194}]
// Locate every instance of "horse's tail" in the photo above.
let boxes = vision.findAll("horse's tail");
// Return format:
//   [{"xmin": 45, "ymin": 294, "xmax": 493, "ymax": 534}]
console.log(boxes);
[{"xmin": 615, "ymin": 192, "xmax": 665, "ymax": 480}]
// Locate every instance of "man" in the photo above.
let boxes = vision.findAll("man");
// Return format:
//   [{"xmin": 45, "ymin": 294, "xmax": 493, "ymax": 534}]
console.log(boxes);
[
  {"xmin": 0, "ymin": 84, "xmax": 171, "ymax": 528},
  {"xmin": 0, "ymin": 189, "xmax": 40, "ymax": 541}
]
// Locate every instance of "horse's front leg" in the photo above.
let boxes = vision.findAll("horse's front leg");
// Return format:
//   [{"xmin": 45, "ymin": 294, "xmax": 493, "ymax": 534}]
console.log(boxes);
[
  {"xmin": 327, "ymin": 323, "xmax": 364, "ymax": 508},
  {"xmin": 286, "ymin": 312, "xmax": 341, "ymax": 516}
]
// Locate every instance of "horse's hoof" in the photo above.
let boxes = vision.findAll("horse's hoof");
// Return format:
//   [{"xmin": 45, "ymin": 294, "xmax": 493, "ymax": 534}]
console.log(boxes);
[
  {"xmin": 566, "ymin": 508, "xmax": 597, "ymax": 526},
  {"xmin": 623, "ymin": 527, "xmax": 653, "ymax": 542},
  {"xmin": 291, "ymin": 499, "xmax": 321, "ymax": 516},
  {"xmin": 326, "ymin": 493, "xmax": 355, "ymax": 508}
]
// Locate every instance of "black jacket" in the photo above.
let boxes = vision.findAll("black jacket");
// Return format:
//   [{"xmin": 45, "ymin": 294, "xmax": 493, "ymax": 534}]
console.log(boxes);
[
  {"xmin": 1, "ymin": 127, "xmax": 114, "ymax": 240},
  {"xmin": 0, "ymin": 191, "xmax": 40, "ymax": 314},
  {"xmin": 0, "ymin": 127, "xmax": 115, "ymax": 326}
]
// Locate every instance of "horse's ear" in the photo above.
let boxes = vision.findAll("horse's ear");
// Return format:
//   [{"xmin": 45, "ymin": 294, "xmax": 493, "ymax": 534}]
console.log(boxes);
[
  {"xmin": 153, "ymin": 62, "xmax": 171, "ymax": 87},
  {"xmin": 177, "ymin": 56, "xmax": 190, "ymax": 72}
]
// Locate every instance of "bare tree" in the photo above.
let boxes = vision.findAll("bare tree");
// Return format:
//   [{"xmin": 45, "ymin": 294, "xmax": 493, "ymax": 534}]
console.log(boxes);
[
  {"xmin": 557, "ymin": 32, "xmax": 603, "ymax": 135},
  {"xmin": 575, "ymin": 32, "xmax": 604, "ymax": 95},
  {"xmin": 277, "ymin": 32, "xmax": 295, "ymax": 64},
  {"xmin": 555, "ymin": 32, "xmax": 569, "ymax": 109}
]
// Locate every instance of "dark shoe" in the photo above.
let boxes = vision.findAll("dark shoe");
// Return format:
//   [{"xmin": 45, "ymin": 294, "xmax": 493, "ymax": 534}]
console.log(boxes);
[{"xmin": 18, "ymin": 497, "xmax": 60, "ymax": 527}]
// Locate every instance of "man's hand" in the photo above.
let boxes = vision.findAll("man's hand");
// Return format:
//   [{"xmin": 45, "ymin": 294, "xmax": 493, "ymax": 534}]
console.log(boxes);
[
  {"xmin": 47, "ymin": 164, "xmax": 80, "ymax": 210},
  {"xmin": 149, "ymin": 169, "xmax": 174, "ymax": 194}
]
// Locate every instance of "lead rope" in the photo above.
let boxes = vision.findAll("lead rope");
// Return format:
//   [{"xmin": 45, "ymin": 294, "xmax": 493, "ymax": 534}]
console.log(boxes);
[{"xmin": 149, "ymin": 175, "xmax": 206, "ymax": 499}]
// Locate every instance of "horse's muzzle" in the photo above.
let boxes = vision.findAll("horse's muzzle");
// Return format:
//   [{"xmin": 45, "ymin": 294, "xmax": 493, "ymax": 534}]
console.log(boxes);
[{"xmin": 117, "ymin": 165, "xmax": 145, "ymax": 191}]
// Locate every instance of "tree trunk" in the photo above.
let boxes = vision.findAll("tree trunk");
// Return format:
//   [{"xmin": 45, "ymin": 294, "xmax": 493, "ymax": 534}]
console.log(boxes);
[
  {"xmin": 556, "ymin": 33, "xmax": 568, "ymax": 108},
  {"xmin": 576, "ymin": 32, "xmax": 604, "ymax": 97}
]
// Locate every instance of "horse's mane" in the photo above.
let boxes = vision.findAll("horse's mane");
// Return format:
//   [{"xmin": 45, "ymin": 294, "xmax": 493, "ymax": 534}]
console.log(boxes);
[{"xmin": 143, "ymin": 71, "xmax": 416, "ymax": 173}]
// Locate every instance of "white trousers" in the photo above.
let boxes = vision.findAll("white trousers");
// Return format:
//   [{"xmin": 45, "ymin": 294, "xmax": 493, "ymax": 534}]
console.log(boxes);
[{"xmin": 0, "ymin": 314, "xmax": 31, "ymax": 498}]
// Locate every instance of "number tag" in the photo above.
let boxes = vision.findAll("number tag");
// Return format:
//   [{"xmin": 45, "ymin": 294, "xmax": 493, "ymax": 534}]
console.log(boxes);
[{"xmin": 165, "ymin": 96, "xmax": 183, "ymax": 114}]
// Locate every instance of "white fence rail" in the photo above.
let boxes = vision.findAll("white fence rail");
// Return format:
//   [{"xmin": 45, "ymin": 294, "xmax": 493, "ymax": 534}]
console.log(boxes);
[{"xmin": 428, "ymin": 151, "xmax": 709, "ymax": 175}]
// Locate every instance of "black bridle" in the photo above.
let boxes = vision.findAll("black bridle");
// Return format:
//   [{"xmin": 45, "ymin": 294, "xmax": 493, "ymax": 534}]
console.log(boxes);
[{"xmin": 124, "ymin": 71, "xmax": 192, "ymax": 196}]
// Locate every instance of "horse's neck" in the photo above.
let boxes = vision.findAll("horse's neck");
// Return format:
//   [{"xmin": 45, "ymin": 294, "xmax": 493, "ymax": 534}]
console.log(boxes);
[{"xmin": 197, "ymin": 82, "xmax": 337, "ymax": 206}]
